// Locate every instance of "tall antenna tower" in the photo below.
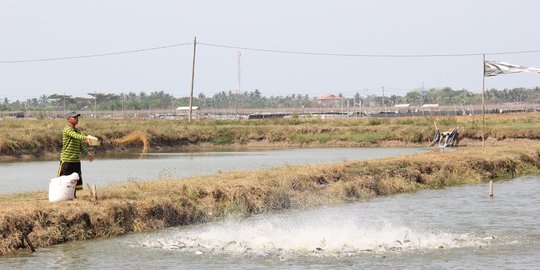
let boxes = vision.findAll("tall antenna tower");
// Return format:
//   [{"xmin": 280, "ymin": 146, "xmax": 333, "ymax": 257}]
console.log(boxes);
[{"xmin": 236, "ymin": 51, "xmax": 241, "ymax": 116}]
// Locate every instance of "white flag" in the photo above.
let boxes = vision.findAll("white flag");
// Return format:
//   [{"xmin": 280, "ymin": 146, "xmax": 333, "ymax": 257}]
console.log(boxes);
[{"xmin": 484, "ymin": 61, "xmax": 540, "ymax": 77}]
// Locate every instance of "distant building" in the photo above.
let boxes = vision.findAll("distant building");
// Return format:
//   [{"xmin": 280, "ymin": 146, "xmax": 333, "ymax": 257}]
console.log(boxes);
[
  {"xmin": 422, "ymin": 104, "xmax": 440, "ymax": 114},
  {"xmin": 316, "ymin": 94, "xmax": 343, "ymax": 108},
  {"xmin": 422, "ymin": 104, "xmax": 439, "ymax": 108},
  {"xmin": 6, "ymin": 111, "xmax": 25, "ymax": 118},
  {"xmin": 176, "ymin": 106, "xmax": 199, "ymax": 115},
  {"xmin": 175, "ymin": 106, "xmax": 199, "ymax": 111},
  {"xmin": 394, "ymin": 103, "xmax": 412, "ymax": 113}
]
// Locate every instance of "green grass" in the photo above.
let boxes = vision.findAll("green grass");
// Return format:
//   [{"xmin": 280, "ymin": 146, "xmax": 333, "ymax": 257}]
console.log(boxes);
[{"xmin": 2, "ymin": 113, "xmax": 540, "ymax": 157}]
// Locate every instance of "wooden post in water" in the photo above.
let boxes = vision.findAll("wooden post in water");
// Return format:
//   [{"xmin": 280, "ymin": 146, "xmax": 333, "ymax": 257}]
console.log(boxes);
[
  {"xmin": 87, "ymin": 184, "xmax": 98, "ymax": 202},
  {"xmin": 23, "ymin": 234, "xmax": 35, "ymax": 252},
  {"xmin": 489, "ymin": 180, "xmax": 494, "ymax": 197}
]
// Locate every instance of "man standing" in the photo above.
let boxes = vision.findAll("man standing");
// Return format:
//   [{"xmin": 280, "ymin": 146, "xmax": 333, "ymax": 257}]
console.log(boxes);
[{"xmin": 57, "ymin": 111, "xmax": 94, "ymax": 198}]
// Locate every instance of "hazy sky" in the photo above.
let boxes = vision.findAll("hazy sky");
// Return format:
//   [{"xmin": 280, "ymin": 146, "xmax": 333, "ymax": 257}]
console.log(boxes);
[{"xmin": 1, "ymin": 0, "xmax": 539, "ymax": 100}]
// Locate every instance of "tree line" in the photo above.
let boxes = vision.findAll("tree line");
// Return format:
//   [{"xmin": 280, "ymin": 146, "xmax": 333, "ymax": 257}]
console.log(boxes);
[{"xmin": 1, "ymin": 87, "xmax": 540, "ymax": 112}]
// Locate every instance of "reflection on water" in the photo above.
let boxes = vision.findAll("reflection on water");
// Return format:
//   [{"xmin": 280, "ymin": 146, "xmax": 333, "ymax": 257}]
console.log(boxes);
[
  {"xmin": 0, "ymin": 147, "xmax": 426, "ymax": 194},
  {"xmin": 2, "ymin": 176, "xmax": 539, "ymax": 269}
]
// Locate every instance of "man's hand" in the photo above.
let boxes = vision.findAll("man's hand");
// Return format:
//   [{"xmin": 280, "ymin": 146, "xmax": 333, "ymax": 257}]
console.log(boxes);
[
  {"xmin": 86, "ymin": 135, "xmax": 100, "ymax": 146},
  {"xmin": 87, "ymin": 152, "xmax": 94, "ymax": 162}
]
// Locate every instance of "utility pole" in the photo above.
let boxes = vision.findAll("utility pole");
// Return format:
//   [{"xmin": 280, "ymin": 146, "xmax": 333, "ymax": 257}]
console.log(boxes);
[
  {"xmin": 421, "ymin": 82, "xmax": 425, "ymax": 116},
  {"xmin": 94, "ymin": 91, "xmax": 97, "ymax": 119},
  {"xmin": 235, "ymin": 51, "xmax": 241, "ymax": 117},
  {"xmin": 481, "ymin": 54, "xmax": 486, "ymax": 148},
  {"xmin": 382, "ymin": 86, "xmax": 387, "ymax": 118},
  {"xmin": 188, "ymin": 36, "xmax": 197, "ymax": 123}
]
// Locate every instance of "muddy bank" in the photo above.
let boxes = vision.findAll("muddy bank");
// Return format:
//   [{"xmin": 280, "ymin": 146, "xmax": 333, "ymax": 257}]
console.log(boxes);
[
  {"xmin": 0, "ymin": 135, "xmax": 419, "ymax": 161},
  {"xmin": 1, "ymin": 143, "xmax": 539, "ymax": 256},
  {"xmin": 1, "ymin": 136, "xmax": 536, "ymax": 163},
  {"xmin": 0, "ymin": 141, "xmax": 397, "ymax": 162}
]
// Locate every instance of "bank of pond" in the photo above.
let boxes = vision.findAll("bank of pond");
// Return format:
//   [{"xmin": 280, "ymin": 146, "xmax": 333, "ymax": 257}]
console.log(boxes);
[
  {"xmin": 1, "ymin": 143, "xmax": 539, "ymax": 256},
  {"xmin": 2, "ymin": 113, "xmax": 540, "ymax": 158}
]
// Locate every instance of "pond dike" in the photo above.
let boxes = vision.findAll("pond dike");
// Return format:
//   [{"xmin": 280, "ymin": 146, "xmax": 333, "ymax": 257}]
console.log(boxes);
[{"xmin": 1, "ymin": 144, "xmax": 540, "ymax": 256}]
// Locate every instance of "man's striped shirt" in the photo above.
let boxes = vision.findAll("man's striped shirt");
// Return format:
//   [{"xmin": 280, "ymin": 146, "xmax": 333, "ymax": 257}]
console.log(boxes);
[{"xmin": 61, "ymin": 126, "xmax": 88, "ymax": 162}]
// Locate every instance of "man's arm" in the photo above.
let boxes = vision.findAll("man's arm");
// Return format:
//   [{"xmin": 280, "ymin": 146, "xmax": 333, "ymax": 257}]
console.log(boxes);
[{"xmin": 64, "ymin": 126, "xmax": 88, "ymax": 141}]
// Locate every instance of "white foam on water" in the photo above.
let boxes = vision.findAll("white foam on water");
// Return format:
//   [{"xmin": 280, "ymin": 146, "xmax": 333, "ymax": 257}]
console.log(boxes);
[{"xmin": 139, "ymin": 207, "xmax": 497, "ymax": 257}]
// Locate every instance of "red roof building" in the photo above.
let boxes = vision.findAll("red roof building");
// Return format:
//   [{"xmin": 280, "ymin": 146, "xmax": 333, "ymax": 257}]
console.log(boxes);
[{"xmin": 316, "ymin": 94, "xmax": 343, "ymax": 108}]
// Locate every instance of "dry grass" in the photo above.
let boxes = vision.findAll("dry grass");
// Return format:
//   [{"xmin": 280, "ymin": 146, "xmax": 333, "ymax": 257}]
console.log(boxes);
[
  {"xmin": 2, "ymin": 113, "xmax": 540, "ymax": 158},
  {"xmin": 1, "ymin": 142, "xmax": 539, "ymax": 255}
]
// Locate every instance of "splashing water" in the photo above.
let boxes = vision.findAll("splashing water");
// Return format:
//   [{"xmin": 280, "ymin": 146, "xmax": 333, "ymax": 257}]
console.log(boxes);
[
  {"xmin": 5, "ymin": 177, "xmax": 539, "ymax": 269},
  {"xmin": 139, "ymin": 206, "xmax": 496, "ymax": 258}
]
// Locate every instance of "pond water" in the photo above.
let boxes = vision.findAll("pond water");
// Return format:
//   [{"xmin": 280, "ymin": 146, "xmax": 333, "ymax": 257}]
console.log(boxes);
[
  {"xmin": 2, "ymin": 175, "xmax": 539, "ymax": 269},
  {"xmin": 0, "ymin": 147, "xmax": 426, "ymax": 194}
]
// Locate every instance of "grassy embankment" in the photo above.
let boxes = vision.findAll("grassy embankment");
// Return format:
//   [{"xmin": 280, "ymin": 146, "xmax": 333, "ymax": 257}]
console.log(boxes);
[
  {"xmin": 1, "ymin": 142, "xmax": 540, "ymax": 256},
  {"xmin": 1, "ymin": 113, "xmax": 540, "ymax": 255},
  {"xmin": 1, "ymin": 113, "xmax": 540, "ymax": 158}
]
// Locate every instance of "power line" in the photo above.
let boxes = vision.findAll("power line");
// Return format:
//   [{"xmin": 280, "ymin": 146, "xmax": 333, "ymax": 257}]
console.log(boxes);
[
  {"xmin": 199, "ymin": 42, "xmax": 540, "ymax": 58},
  {"xmin": 2, "ymin": 40, "xmax": 540, "ymax": 64},
  {"xmin": 0, "ymin": 43, "xmax": 191, "ymax": 64}
]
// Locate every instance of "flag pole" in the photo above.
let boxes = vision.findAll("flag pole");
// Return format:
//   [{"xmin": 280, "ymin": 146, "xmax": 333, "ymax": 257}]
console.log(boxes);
[{"xmin": 481, "ymin": 54, "xmax": 486, "ymax": 148}]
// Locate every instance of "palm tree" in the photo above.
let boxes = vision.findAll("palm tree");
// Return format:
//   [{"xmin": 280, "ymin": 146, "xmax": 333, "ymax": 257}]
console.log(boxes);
[{"xmin": 39, "ymin": 95, "xmax": 49, "ymax": 108}]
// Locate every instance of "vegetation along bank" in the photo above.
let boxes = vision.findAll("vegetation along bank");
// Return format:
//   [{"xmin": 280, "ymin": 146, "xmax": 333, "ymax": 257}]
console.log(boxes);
[
  {"xmin": 1, "ymin": 142, "xmax": 540, "ymax": 256},
  {"xmin": 1, "ymin": 113, "xmax": 540, "ymax": 158}
]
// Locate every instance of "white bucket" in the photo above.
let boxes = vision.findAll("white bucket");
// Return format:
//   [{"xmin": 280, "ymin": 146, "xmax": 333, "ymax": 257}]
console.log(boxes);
[{"xmin": 48, "ymin": 172, "xmax": 79, "ymax": 202}]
